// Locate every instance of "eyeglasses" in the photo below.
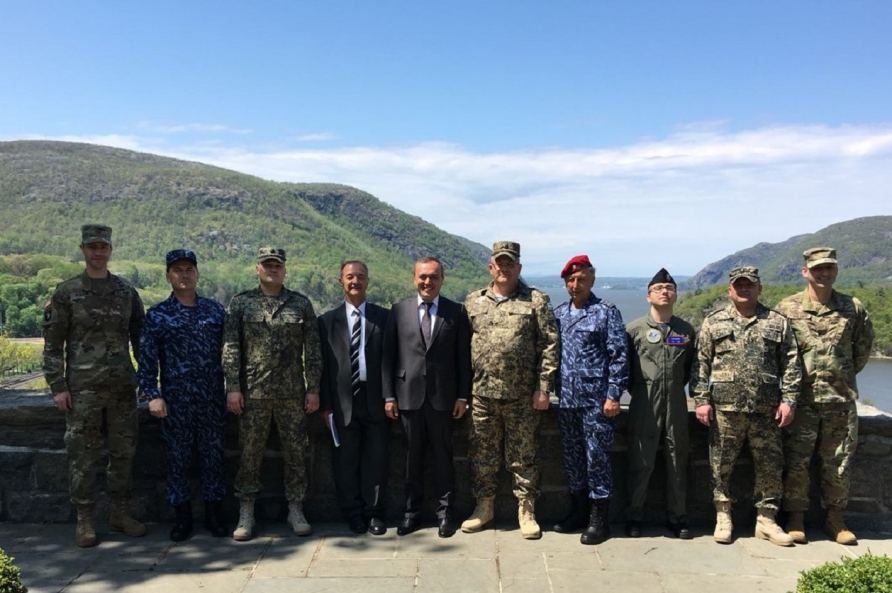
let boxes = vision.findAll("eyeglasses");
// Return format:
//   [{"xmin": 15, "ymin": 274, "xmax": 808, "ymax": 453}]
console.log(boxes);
[{"xmin": 648, "ymin": 284, "xmax": 677, "ymax": 294}]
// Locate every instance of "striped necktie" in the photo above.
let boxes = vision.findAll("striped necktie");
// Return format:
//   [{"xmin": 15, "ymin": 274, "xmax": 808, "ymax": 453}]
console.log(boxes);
[{"xmin": 350, "ymin": 309, "xmax": 362, "ymax": 396}]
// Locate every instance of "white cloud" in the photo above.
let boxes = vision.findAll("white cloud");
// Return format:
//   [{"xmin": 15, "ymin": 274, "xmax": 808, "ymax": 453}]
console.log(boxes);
[
  {"xmin": 293, "ymin": 132, "xmax": 338, "ymax": 142},
  {"xmin": 136, "ymin": 121, "xmax": 253, "ymax": 135},
  {"xmin": 9, "ymin": 123, "xmax": 892, "ymax": 276}
]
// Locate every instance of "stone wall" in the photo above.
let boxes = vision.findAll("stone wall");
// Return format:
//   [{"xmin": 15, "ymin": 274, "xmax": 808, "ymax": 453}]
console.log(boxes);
[{"xmin": 2, "ymin": 389, "xmax": 891, "ymax": 530}]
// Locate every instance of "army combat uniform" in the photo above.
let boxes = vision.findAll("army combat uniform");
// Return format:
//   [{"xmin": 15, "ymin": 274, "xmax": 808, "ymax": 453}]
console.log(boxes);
[
  {"xmin": 43, "ymin": 270, "xmax": 145, "ymax": 507},
  {"xmin": 464, "ymin": 281, "xmax": 559, "ymax": 503},
  {"xmin": 691, "ymin": 302, "xmax": 801, "ymax": 511},
  {"xmin": 626, "ymin": 312, "xmax": 695, "ymax": 524},
  {"xmin": 777, "ymin": 289, "xmax": 874, "ymax": 514},
  {"xmin": 222, "ymin": 286, "xmax": 322, "ymax": 504}
]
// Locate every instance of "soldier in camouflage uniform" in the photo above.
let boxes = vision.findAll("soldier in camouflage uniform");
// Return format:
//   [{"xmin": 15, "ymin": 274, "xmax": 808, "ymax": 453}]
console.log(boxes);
[
  {"xmin": 223, "ymin": 247, "xmax": 322, "ymax": 541},
  {"xmin": 691, "ymin": 266, "xmax": 801, "ymax": 547},
  {"xmin": 777, "ymin": 247, "xmax": 874, "ymax": 545},
  {"xmin": 625, "ymin": 268, "xmax": 696, "ymax": 540},
  {"xmin": 43, "ymin": 224, "xmax": 147, "ymax": 547},
  {"xmin": 460, "ymin": 241, "xmax": 559, "ymax": 540},
  {"xmin": 552, "ymin": 255, "xmax": 629, "ymax": 545}
]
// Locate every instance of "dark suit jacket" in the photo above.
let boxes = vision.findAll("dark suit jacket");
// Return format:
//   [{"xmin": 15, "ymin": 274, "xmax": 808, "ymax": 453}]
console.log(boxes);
[
  {"xmin": 382, "ymin": 296, "xmax": 472, "ymax": 411},
  {"xmin": 318, "ymin": 302, "xmax": 389, "ymax": 427}
]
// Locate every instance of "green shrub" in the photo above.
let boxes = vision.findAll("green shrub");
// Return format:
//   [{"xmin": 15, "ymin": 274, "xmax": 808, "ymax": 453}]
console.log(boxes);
[
  {"xmin": 793, "ymin": 552, "xmax": 892, "ymax": 593},
  {"xmin": 0, "ymin": 548, "xmax": 27, "ymax": 593}
]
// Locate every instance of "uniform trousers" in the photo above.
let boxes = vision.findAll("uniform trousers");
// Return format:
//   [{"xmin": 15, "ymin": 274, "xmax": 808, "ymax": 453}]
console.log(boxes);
[
  {"xmin": 627, "ymin": 404, "xmax": 689, "ymax": 521},
  {"xmin": 160, "ymin": 398, "xmax": 226, "ymax": 505},
  {"xmin": 235, "ymin": 398, "xmax": 308, "ymax": 502},
  {"xmin": 783, "ymin": 401, "xmax": 858, "ymax": 512},
  {"xmin": 469, "ymin": 396, "xmax": 541, "ymax": 500},
  {"xmin": 710, "ymin": 410, "xmax": 782, "ymax": 510},
  {"xmin": 558, "ymin": 405, "xmax": 615, "ymax": 500},
  {"xmin": 64, "ymin": 390, "xmax": 137, "ymax": 505}
]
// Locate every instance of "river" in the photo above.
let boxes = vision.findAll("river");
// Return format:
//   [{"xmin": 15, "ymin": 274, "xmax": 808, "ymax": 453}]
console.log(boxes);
[{"xmin": 541, "ymin": 287, "xmax": 892, "ymax": 414}]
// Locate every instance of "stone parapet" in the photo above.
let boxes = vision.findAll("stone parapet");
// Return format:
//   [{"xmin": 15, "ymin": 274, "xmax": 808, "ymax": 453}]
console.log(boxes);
[{"xmin": 2, "ymin": 389, "xmax": 891, "ymax": 529}]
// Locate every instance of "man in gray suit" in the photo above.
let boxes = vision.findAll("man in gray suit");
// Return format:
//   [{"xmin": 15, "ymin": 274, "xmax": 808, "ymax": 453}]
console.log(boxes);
[
  {"xmin": 383, "ymin": 257, "xmax": 472, "ymax": 538},
  {"xmin": 318, "ymin": 261, "xmax": 391, "ymax": 535}
]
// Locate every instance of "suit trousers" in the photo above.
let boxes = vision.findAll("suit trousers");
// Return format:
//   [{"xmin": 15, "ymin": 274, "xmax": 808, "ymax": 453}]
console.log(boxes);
[
  {"xmin": 400, "ymin": 399, "xmax": 455, "ymax": 519},
  {"xmin": 331, "ymin": 384, "xmax": 391, "ymax": 519}
]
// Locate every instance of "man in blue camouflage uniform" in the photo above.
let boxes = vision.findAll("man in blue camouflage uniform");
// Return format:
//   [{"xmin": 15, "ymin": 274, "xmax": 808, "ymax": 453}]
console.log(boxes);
[
  {"xmin": 223, "ymin": 247, "xmax": 322, "ymax": 541},
  {"xmin": 552, "ymin": 255, "xmax": 629, "ymax": 545},
  {"xmin": 137, "ymin": 250, "xmax": 227, "ymax": 541},
  {"xmin": 43, "ymin": 224, "xmax": 146, "ymax": 547}
]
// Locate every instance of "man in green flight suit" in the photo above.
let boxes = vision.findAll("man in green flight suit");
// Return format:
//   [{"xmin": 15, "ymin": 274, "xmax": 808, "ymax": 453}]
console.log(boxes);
[
  {"xmin": 43, "ymin": 224, "xmax": 147, "ymax": 547},
  {"xmin": 625, "ymin": 268, "xmax": 696, "ymax": 539},
  {"xmin": 778, "ymin": 247, "xmax": 874, "ymax": 545},
  {"xmin": 223, "ymin": 247, "xmax": 323, "ymax": 541}
]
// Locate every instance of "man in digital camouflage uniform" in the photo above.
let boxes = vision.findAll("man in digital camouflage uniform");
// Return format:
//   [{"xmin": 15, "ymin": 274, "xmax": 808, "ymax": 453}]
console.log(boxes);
[
  {"xmin": 691, "ymin": 266, "xmax": 801, "ymax": 546},
  {"xmin": 552, "ymin": 255, "xmax": 629, "ymax": 545},
  {"xmin": 625, "ymin": 268, "xmax": 696, "ymax": 540},
  {"xmin": 137, "ymin": 249, "xmax": 228, "ymax": 541},
  {"xmin": 223, "ymin": 247, "xmax": 322, "ymax": 541},
  {"xmin": 778, "ymin": 247, "xmax": 874, "ymax": 545},
  {"xmin": 43, "ymin": 224, "xmax": 147, "ymax": 547},
  {"xmin": 460, "ymin": 241, "xmax": 559, "ymax": 540}
]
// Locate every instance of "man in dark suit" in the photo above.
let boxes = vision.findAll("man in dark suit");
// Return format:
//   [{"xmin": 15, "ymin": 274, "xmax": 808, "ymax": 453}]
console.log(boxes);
[
  {"xmin": 383, "ymin": 257, "xmax": 472, "ymax": 538},
  {"xmin": 318, "ymin": 261, "xmax": 391, "ymax": 535}
]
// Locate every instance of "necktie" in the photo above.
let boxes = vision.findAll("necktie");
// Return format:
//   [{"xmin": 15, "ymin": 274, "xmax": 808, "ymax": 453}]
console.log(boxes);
[
  {"xmin": 421, "ymin": 302, "xmax": 432, "ymax": 347},
  {"xmin": 350, "ymin": 310, "xmax": 361, "ymax": 396}
]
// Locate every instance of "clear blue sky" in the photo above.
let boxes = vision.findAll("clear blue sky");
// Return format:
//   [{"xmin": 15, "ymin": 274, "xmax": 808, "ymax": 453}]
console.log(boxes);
[{"xmin": 2, "ymin": 1, "xmax": 891, "ymax": 275}]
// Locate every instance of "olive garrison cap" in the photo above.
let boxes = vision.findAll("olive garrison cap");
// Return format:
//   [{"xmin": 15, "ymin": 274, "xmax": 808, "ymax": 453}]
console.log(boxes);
[
  {"xmin": 257, "ymin": 247, "xmax": 286, "ymax": 263},
  {"xmin": 729, "ymin": 266, "xmax": 760, "ymax": 283},
  {"xmin": 165, "ymin": 249, "xmax": 197, "ymax": 270},
  {"xmin": 492, "ymin": 241, "xmax": 520, "ymax": 261},
  {"xmin": 648, "ymin": 268, "xmax": 676, "ymax": 288},
  {"xmin": 81, "ymin": 224, "xmax": 112, "ymax": 245},
  {"xmin": 803, "ymin": 247, "xmax": 837, "ymax": 268}
]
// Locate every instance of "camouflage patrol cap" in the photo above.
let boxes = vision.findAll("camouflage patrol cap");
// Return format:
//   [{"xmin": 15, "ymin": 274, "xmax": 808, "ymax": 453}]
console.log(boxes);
[
  {"xmin": 492, "ymin": 241, "xmax": 520, "ymax": 261},
  {"xmin": 166, "ymin": 249, "xmax": 197, "ymax": 270},
  {"xmin": 257, "ymin": 247, "xmax": 286, "ymax": 263},
  {"xmin": 728, "ymin": 265, "xmax": 760, "ymax": 284},
  {"xmin": 803, "ymin": 247, "xmax": 837, "ymax": 268},
  {"xmin": 81, "ymin": 224, "xmax": 112, "ymax": 245}
]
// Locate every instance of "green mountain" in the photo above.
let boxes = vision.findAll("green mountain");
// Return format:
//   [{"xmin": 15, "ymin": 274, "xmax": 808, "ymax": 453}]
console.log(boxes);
[
  {"xmin": 0, "ymin": 140, "xmax": 492, "ymax": 336},
  {"xmin": 684, "ymin": 216, "xmax": 892, "ymax": 289}
]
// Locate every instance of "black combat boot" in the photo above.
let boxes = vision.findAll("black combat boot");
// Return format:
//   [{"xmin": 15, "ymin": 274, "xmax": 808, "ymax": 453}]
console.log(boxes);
[
  {"xmin": 170, "ymin": 503, "xmax": 193, "ymax": 542},
  {"xmin": 553, "ymin": 491, "xmax": 590, "ymax": 533},
  {"xmin": 581, "ymin": 499, "xmax": 610, "ymax": 545},
  {"xmin": 204, "ymin": 500, "xmax": 228, "ymax": 537}
]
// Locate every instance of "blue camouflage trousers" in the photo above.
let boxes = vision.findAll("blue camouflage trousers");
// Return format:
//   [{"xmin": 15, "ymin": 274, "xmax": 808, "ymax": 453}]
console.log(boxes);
[
  {"xmin": 65, "ymin": 390, "xmax": 137, "ymax": 505},
  {"xmin": 161, "ymin": 398, "xmax": 227, "ymax": 505},
  {"xmin": 558, "ymin": 405, "xmax": 615, "ymax": 500}
]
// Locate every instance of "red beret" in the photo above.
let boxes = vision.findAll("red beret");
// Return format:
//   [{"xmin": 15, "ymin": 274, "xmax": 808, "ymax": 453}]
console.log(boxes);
[{"xmin": 560, "ymin": 255, "xmax": 593, "ymax": 279}]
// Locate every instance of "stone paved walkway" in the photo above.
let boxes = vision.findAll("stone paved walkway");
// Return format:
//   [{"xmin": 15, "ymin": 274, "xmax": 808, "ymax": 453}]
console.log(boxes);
[{"xmin": 2, "ymin": 520, "xmax": 890, "ymax": 592}]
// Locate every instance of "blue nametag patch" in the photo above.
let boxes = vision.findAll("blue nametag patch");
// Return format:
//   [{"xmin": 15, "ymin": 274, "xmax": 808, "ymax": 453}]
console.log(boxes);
[{"xmin": 666, "ymin": 336, "xmax": 686, "ymax": 345}]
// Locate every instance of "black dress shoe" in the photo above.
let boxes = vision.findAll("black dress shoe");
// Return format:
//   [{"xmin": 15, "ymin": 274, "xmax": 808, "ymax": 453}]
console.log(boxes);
[
  {"xmin": 667, "ymin": 520, "xmax": 692, "ymax": 540},
  {"xmin": 397, "ymin": 517, "xmax": 421, "ymax": 536},
  {"xmin": 625, "ymin": 521, "xmax": 642, "ymax": 538},
  {"xmin": 349, "ymin": 515, "xmax": 368, "ymax": 534},
  {"xmin": 368, "ymin": 517, "xmax": 387, "ymax": 536},
  {"xmin": 438, "ymin": 517, "xmax": 456, "ymax": 538}
]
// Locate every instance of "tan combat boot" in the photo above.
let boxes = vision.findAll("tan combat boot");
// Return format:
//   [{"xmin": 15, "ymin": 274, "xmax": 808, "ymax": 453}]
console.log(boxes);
[
  {"xmin": 713, "ymin": 501, "xmax": 733, "ymax": 544},
  {"xmin": 75, "ymin": 504, "xmax": 98, "ymax": 548},
  {"xmin": 755, "ymin": 508, "xmax": 794, "ymax": 547},
  {"xmin": 825, "ymin": 508, "xmax": 857, "ymax": 545},
  {"xmin": 109, "ymin": 499, "xmax": 146, "ymax": 537},
  {"xmin": 287, "ymin": 501, "xmax": 312, "ymax": 536},
  {"xmin": 461, "ymin": 497, "xmax": 495, "ymax": 533},
  {"xmin": 232, "ymin": 499, "xmax": 255, "ymax": 542},
  {"xmin": 786, "ymin": 511, "xmax": 807, "ymax": 544},
  {"xmin": 518, "ymin": 499, "xmax": 542, "ymax": 540}
]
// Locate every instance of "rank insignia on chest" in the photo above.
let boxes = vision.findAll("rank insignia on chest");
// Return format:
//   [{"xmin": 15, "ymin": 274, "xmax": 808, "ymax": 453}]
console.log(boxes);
[
  {"xmin": 645, "ymin": 329, "xmax": 662, "ymax": 343},
  {"xmin": 666, "ymin": 335, "xmax": 686, "ymax": 346}
]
